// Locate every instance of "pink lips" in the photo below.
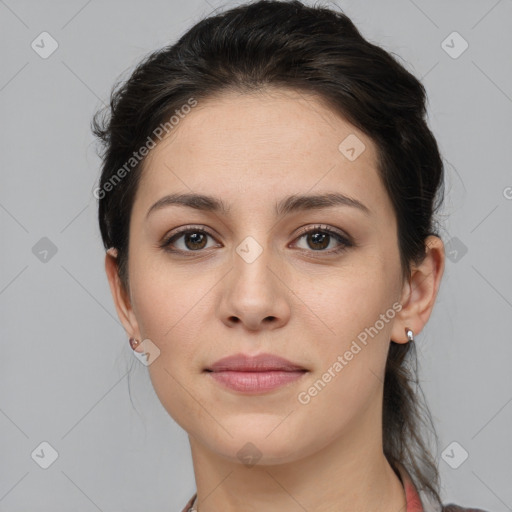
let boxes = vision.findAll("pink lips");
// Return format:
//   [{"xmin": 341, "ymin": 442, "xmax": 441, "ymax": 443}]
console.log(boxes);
[{"xmin": 204, "ymin": 353, "xmax": 308, "ymax": 394}]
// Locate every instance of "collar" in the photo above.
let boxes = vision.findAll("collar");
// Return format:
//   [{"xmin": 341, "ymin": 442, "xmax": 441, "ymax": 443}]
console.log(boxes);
[{"xmin": 396, "ymin": 462, "xmax": 424, "ymax": 512}]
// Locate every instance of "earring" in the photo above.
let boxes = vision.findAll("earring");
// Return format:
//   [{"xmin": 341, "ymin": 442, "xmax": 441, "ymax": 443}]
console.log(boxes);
[
  {"xmin": 405, "ymin": 328, "xmax": 414, "ymax": 342},
  {"xmin": 129, "ymin": 337, "xmax": 141, "ymax": 350}
]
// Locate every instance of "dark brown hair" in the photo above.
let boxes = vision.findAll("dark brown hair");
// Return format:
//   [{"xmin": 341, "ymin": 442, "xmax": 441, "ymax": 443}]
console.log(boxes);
[{"xmin": 92, "ymin": 0, "xmax": 445, "ymax": 505}]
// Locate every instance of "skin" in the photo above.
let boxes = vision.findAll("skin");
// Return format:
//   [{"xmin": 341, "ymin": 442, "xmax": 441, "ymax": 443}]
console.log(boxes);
[{"xmin": 105, "ymin": 87, "xmax": 445, "ymax": 512}]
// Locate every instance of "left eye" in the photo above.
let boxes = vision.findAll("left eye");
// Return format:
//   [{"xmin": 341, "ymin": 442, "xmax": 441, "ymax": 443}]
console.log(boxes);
[
  {"xmin": 292, "ymin": 225, "xmax": 352, "ymax": 254},
  {"xmin": 160, "ymin": 225, "xmax": 352, "ymax": 255}
]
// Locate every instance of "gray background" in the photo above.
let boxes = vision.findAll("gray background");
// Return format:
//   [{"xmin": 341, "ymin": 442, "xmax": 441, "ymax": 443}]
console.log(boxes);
[{"xmin": 1, "ymin": 0, "xmax": 511, "ymax": 511}]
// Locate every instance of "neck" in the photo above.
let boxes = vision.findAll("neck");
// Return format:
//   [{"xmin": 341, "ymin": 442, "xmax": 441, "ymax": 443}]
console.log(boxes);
[{"xmin": 187, "ymin": 412, "xmax": 407, "ymax": 512}]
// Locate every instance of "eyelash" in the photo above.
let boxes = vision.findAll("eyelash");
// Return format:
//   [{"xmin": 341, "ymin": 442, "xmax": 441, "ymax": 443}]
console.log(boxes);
[{"xmin": 159, "ymin": 224, "xmax": 353, "ymax": 256}]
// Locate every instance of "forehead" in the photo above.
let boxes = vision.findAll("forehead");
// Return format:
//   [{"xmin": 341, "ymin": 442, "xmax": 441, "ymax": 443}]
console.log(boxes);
[{"xmin": 135, "ymin": 87, "xmax": 390, "ymax": 219}]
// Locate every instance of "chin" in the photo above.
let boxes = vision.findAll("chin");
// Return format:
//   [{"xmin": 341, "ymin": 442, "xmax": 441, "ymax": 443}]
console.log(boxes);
[{"xmin": 199, "ymin": 424, "xmax": 311, "ymax": 467}]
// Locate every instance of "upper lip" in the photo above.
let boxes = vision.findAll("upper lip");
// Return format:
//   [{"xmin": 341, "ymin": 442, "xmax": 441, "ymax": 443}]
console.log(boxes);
[{"xmin": 206, "ymin": 353, "xmax": 308, "ymax": 372}]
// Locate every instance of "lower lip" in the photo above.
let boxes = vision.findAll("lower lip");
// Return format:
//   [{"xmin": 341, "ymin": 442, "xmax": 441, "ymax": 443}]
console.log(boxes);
[{"xmin": 206, "ymin": 370, "xmax": 307, "ymax": 393}]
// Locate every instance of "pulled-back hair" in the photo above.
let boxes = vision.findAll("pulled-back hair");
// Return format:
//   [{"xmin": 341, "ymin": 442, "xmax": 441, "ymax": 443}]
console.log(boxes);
[{"xmin": 92, "ymin": 0, "xmax": 445, "ymax": 506}]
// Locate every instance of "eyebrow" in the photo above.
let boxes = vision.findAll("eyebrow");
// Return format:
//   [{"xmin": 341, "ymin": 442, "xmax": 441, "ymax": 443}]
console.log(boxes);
[{"xmin": 146, "ymin": 191, "xmax": 371, "ymax": 219}]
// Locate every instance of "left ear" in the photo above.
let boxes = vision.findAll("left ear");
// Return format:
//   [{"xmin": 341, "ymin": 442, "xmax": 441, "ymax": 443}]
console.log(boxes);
[{"xmin": 391, "ymin": 235, "xmax": 445, "ymax": 344}]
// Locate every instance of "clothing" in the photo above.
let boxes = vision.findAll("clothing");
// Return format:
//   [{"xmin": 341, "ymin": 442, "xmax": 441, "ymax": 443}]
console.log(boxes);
[{"xmin": 180, "ymin": 463, "xmax": 489, "ymax": 512}]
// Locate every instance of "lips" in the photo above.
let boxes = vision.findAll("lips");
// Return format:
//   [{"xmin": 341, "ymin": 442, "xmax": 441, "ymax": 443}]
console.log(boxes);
[
  {"xmin": 205, "ymin": 352, "xmax": 308, "ymax": 373},
  {"xmin": 204, "ymin": 353, "xmax": 308, "ymax": 394}
]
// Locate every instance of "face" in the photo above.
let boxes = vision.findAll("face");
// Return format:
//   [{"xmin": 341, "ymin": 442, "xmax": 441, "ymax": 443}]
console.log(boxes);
[{"xmin": 111, "ymin": 87, "xmax": 414, "ymax": 465}]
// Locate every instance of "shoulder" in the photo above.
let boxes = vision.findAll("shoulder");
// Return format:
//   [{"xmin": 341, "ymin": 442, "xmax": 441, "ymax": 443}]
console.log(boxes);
[{"xmin": 442, "ymin": 504, "xmax": 491, "ymax": 512}]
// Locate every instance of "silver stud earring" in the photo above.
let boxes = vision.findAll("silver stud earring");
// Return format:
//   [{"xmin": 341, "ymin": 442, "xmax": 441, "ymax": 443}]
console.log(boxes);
[{"xmin": 405, "ymin": 328, "xmax": 414, "ymax": 342}]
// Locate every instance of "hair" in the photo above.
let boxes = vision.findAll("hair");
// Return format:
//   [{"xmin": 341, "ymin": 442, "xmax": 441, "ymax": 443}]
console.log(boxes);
[{"xmin": 92, "ymin": 0, "xmax": 445, "ymax": 506}]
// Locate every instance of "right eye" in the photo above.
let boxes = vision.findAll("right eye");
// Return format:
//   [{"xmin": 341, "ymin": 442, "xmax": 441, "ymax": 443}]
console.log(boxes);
[{"xmin": 159, "ymin": 226, "xmax": 220, "ymax": 254}]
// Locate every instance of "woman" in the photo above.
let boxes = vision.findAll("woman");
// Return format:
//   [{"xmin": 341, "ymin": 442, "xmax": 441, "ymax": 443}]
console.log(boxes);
[{"xmin": 92, "ymin": 1, "xmax": 489, "ymax": 511}]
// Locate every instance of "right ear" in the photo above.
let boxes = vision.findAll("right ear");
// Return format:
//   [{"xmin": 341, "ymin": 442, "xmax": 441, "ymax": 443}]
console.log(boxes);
[{"xmin": 104, "ymin": 247, "xmax": 141, "ymax": 341}]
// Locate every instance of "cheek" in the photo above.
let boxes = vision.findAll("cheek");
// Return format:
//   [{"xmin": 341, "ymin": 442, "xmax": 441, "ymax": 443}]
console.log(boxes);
[
  {"xmin": 292, "ymin": 255, "xmax": 396, "ymax": 399},
  {"xmin": 128, "ymin": 268, "xmax": 210, "ymax": 431},
  {"xmin": 295, "ymin": 252, "xmax": 397, "ymax": 344},
  {"xmin": 129, "ymin": 257, "xmax": 199, "ymax": 338},
  {"xmin": 289, "ymin": 279, "xmax": 393, "ymax": 452}
]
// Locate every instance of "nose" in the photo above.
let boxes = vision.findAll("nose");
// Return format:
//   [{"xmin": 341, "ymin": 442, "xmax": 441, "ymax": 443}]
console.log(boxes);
[{"xmin": 217, "ymin": 242, "xmax": 291, "ymax": 332}]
